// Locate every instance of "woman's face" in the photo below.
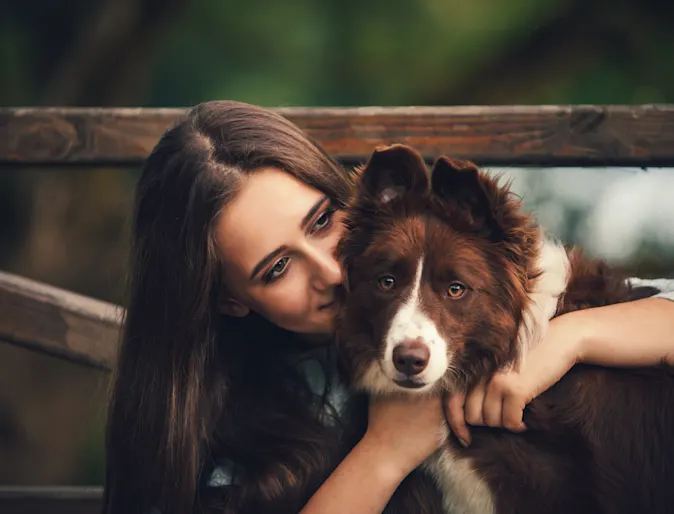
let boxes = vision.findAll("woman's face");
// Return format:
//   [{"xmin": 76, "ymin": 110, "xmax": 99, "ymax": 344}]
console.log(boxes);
[{"xmin": 215, "ymin": 167, "xmax": 346, "ymax": 336}]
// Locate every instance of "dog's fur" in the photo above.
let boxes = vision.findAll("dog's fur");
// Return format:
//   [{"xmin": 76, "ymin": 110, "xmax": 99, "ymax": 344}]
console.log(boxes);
[{"xmin": 335, "ymin": 144, "xmax": 674, "ymax": 514}]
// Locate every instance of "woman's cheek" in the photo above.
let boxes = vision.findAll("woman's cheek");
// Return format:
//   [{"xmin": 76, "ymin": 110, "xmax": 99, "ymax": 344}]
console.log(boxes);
[{"xmin": 257, "ymin": 276, "xmax": 309, "ymax": 324}]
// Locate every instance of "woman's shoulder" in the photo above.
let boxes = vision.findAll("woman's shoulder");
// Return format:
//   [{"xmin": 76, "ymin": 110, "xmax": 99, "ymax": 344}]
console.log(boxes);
[
  {"xmin": 290, "ymin": 345, "xmax": 350, "ymax": 418},
  {"xmin": 627, "ymin": 276, "xmax": 674, "ymax": 301},
  {"xmin": 208, "ymin": 457, "xmax": 244, "ymax": 487}
]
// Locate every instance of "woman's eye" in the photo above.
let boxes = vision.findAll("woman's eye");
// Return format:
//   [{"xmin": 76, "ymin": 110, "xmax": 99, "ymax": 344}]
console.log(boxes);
[
  {"xmin": 264, "ymin": 257, "xmax": 289, "ymax": 283},
  {"xmin": 312, "ymin": 208, "xmax": 334, "ymax": 232}
]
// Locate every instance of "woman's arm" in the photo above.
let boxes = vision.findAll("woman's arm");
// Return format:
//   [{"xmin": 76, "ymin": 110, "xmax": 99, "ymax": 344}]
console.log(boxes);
[
  {"xmin": 299, "ymin": 432, "xmax": 408, "ymax": 514},
  {"xmin": 575, "ymin": 296, "xmax": 674, "ymax": 367},
  {"xmin": 447, "ymin": 291, "xmax": 674, "ymax": 445},
  {"xmin": 300, "ymin": 394, "xmax": 447, "ymax": 514}
]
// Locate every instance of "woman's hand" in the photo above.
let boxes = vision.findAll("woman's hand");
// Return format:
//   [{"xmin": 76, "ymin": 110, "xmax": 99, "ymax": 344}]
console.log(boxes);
[
  {"xmin": 446, "ymin": 313, "xmax": 583, "ymax": 446},
  {"xmin": 363, "ymin": 393, "xmax": 448, "ymax": 477}
]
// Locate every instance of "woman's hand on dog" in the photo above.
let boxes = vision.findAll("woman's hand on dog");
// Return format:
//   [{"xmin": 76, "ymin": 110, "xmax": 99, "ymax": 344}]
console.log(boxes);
[
  {"xmin": 446, "ymin": 314, "xmax": 582, "ymax": 446},
  {"xmin": 364, "ymin": 394, "xmax": 448, "ymax": 477}
]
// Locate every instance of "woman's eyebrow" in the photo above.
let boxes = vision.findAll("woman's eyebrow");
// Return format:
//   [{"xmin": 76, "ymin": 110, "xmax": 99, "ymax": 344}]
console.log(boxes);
[
  {"xmin": 249, "ymin": 245, "xmax": 288, "ymax": 281},
  {"xmin": 300, "ymin": 195, "xmax": 329, "ymax": 229}
]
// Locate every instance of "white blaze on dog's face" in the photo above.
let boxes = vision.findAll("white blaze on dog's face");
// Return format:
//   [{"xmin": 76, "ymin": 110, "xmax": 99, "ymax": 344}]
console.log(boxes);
[
  {"xmin": 337, "ymin": 145, "xmax": 543, "ymax": 396},
  {"xmin": 373, "ymin": 256, "xmax": 449, "ymax": 393},
  {"xmin": 344, "ymin": 225, "xmax": 453, "ymax": 395}
]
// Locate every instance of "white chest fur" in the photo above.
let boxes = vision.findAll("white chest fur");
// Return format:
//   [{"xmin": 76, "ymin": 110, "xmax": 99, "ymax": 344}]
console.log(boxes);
[{"xmin": 422, "ymin": 447, "xmax": 496, "ymax": 514}]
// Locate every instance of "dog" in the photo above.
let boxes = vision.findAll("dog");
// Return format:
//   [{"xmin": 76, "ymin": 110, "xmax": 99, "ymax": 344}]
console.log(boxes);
[{"xmin": 335, "ymin": 144, "xmax": 674, "ymax": 514}]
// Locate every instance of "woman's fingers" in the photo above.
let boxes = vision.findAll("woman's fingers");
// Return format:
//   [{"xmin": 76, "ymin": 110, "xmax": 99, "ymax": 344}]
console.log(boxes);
[
  {"xmin": 446, "ymin": 392, "xmax": 471, "ymax": 447},
  {"xmin": 500, "ymin": 379, "xmax": 529, "ymax": 432},
  {"xmin": 482, "ymin": 377, "xmax": 505, "ymax": 428},
  {"xmin": 464, "ymin": 381, "xmax": 487, "ymax": 426},
  {"xmin": 467, "ymin": 374, "xmax": 530, "ymax": 433}
]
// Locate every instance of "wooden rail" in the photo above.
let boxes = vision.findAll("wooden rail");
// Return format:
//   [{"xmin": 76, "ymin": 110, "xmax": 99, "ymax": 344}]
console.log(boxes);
[
  {"xmin": 3, "ymin": 105, "xmax": 674, "ymax": 166},
  {"xmin": 0, "ymin": 271, "xmax": 121, "ymax": 370},
  {"xmin": 0, "ymin": 486, "xmax": 103, "ymax": 514}
]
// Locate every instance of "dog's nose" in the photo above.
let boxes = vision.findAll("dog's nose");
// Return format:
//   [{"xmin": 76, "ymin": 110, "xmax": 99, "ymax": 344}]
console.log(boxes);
[{"xmin": 392, "ymin": 340, "xmax": 430, "ymax": 376}]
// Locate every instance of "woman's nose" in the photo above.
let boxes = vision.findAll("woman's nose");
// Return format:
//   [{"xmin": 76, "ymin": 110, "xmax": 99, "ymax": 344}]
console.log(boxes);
[{"xmin": 308, "ymin": 246, "xmax": 344, "ymax": 289}]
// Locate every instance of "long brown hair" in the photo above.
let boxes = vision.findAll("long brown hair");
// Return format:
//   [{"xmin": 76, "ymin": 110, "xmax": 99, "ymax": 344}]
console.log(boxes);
[{"xmin": 103, "ymin": 101, "xmax": 355, "ymax": 514}]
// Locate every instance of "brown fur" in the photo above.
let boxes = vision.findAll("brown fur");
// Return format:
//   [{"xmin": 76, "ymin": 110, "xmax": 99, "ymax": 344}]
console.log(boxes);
[{"xmin": 336, "ymin": 144, "xmax": 674, "ymax": 514}]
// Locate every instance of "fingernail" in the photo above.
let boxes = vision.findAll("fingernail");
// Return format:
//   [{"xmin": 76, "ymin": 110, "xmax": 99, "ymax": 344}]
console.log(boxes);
[{"xmin": 458, "ymin": 437, "xmax": 469, "ymax": 448}]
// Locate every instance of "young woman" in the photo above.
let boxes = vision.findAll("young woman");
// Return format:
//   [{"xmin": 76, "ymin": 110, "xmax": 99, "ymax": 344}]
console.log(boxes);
[{"xmin": 103, "ymin": 100, "xmax": 674, "ymax": 514}]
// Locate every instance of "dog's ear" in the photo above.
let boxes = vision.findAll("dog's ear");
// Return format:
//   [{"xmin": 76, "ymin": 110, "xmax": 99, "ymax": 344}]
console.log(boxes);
[
  {"xmin": 359, "ymin": 144, "xmax": 428, "ymax": 204},
  {"xmin": 431, "ymin": 156, "xmax": 496, "ymax": 232}
]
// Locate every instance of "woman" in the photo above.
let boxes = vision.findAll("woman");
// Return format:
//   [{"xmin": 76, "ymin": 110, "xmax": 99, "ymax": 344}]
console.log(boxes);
[{"xmin": 103, "ymin": 100, "xmax": 674, "ymax": 514}]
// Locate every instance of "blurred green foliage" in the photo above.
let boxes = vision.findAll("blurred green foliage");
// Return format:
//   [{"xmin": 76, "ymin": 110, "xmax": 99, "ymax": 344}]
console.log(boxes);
[{"xmin": 2, "ymin": 0, "xmax": 674, "ymax": 108}]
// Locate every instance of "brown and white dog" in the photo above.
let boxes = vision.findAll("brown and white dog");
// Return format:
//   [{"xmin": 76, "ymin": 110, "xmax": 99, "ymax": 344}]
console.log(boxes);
[{"xmin": 335, "ymin": 144, "xmax": 674, "ymax": 514}]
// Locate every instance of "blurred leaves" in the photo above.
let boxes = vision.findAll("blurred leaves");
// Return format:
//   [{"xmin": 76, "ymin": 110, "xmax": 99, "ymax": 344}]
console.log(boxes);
[{"xmin": 3, "ymin": 0, "xmax": 674, "ymax": 108}]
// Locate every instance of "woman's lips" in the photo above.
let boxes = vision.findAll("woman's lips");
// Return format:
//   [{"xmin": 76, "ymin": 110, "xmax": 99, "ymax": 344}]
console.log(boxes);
[{"xmin": 318, "ymin": 299, "xmax": 337, "ymax": 310}]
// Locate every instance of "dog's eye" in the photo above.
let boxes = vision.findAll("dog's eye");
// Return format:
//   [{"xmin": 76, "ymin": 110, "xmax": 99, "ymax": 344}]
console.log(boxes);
[
  {"xmin": 447, "ymin": 282, "xmax": 466, "ymax": 298},
  {"xmin": 378, "ymin": 275, "xmax": 396, "ymax": 291}
]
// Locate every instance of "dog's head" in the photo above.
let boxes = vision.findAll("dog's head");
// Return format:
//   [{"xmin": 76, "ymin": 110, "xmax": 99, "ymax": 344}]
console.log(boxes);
[{"xmin": 336, "ymin": 144, "xmax": 546, "ymax": 396}]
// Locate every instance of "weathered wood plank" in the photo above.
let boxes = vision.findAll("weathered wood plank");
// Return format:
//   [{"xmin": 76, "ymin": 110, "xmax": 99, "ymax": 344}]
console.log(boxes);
[
  {"xmin": 0, "ymin": 486, "xmax": 102, "ymax": 514},
  {"xmin": 0, "ymin": 271, "xmax": 121, "ymax": 370},
  {"xmin": 2, "ymin": 105, "xmax": 674, "ymax": 166}
]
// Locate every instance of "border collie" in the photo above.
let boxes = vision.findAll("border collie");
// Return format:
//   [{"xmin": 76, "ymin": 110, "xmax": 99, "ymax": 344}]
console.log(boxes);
[{"xmin": 335, "ymin": 144, "xmax": 674, "ymax": 514}]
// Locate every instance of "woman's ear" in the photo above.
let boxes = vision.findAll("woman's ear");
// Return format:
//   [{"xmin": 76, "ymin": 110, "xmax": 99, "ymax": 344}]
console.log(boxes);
[{"xmin": 218, "ymin": 296, "xmax": 250, "ymax": 317}]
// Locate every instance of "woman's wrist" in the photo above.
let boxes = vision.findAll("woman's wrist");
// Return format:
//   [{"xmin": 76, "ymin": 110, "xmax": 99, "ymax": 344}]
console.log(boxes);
[
  {"xmin": 548, "ymin": 310, "xmax": 589, "ymax": 365},
  {"xmin": 357, "ymin": 431, "xmax": 415, "ymax": 485}
]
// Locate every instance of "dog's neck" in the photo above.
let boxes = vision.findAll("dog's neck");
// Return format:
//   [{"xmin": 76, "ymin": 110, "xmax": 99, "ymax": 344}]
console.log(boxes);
[{"xmin": 512, "ymin": 234, "xmax": 570, "ymax": 370}]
